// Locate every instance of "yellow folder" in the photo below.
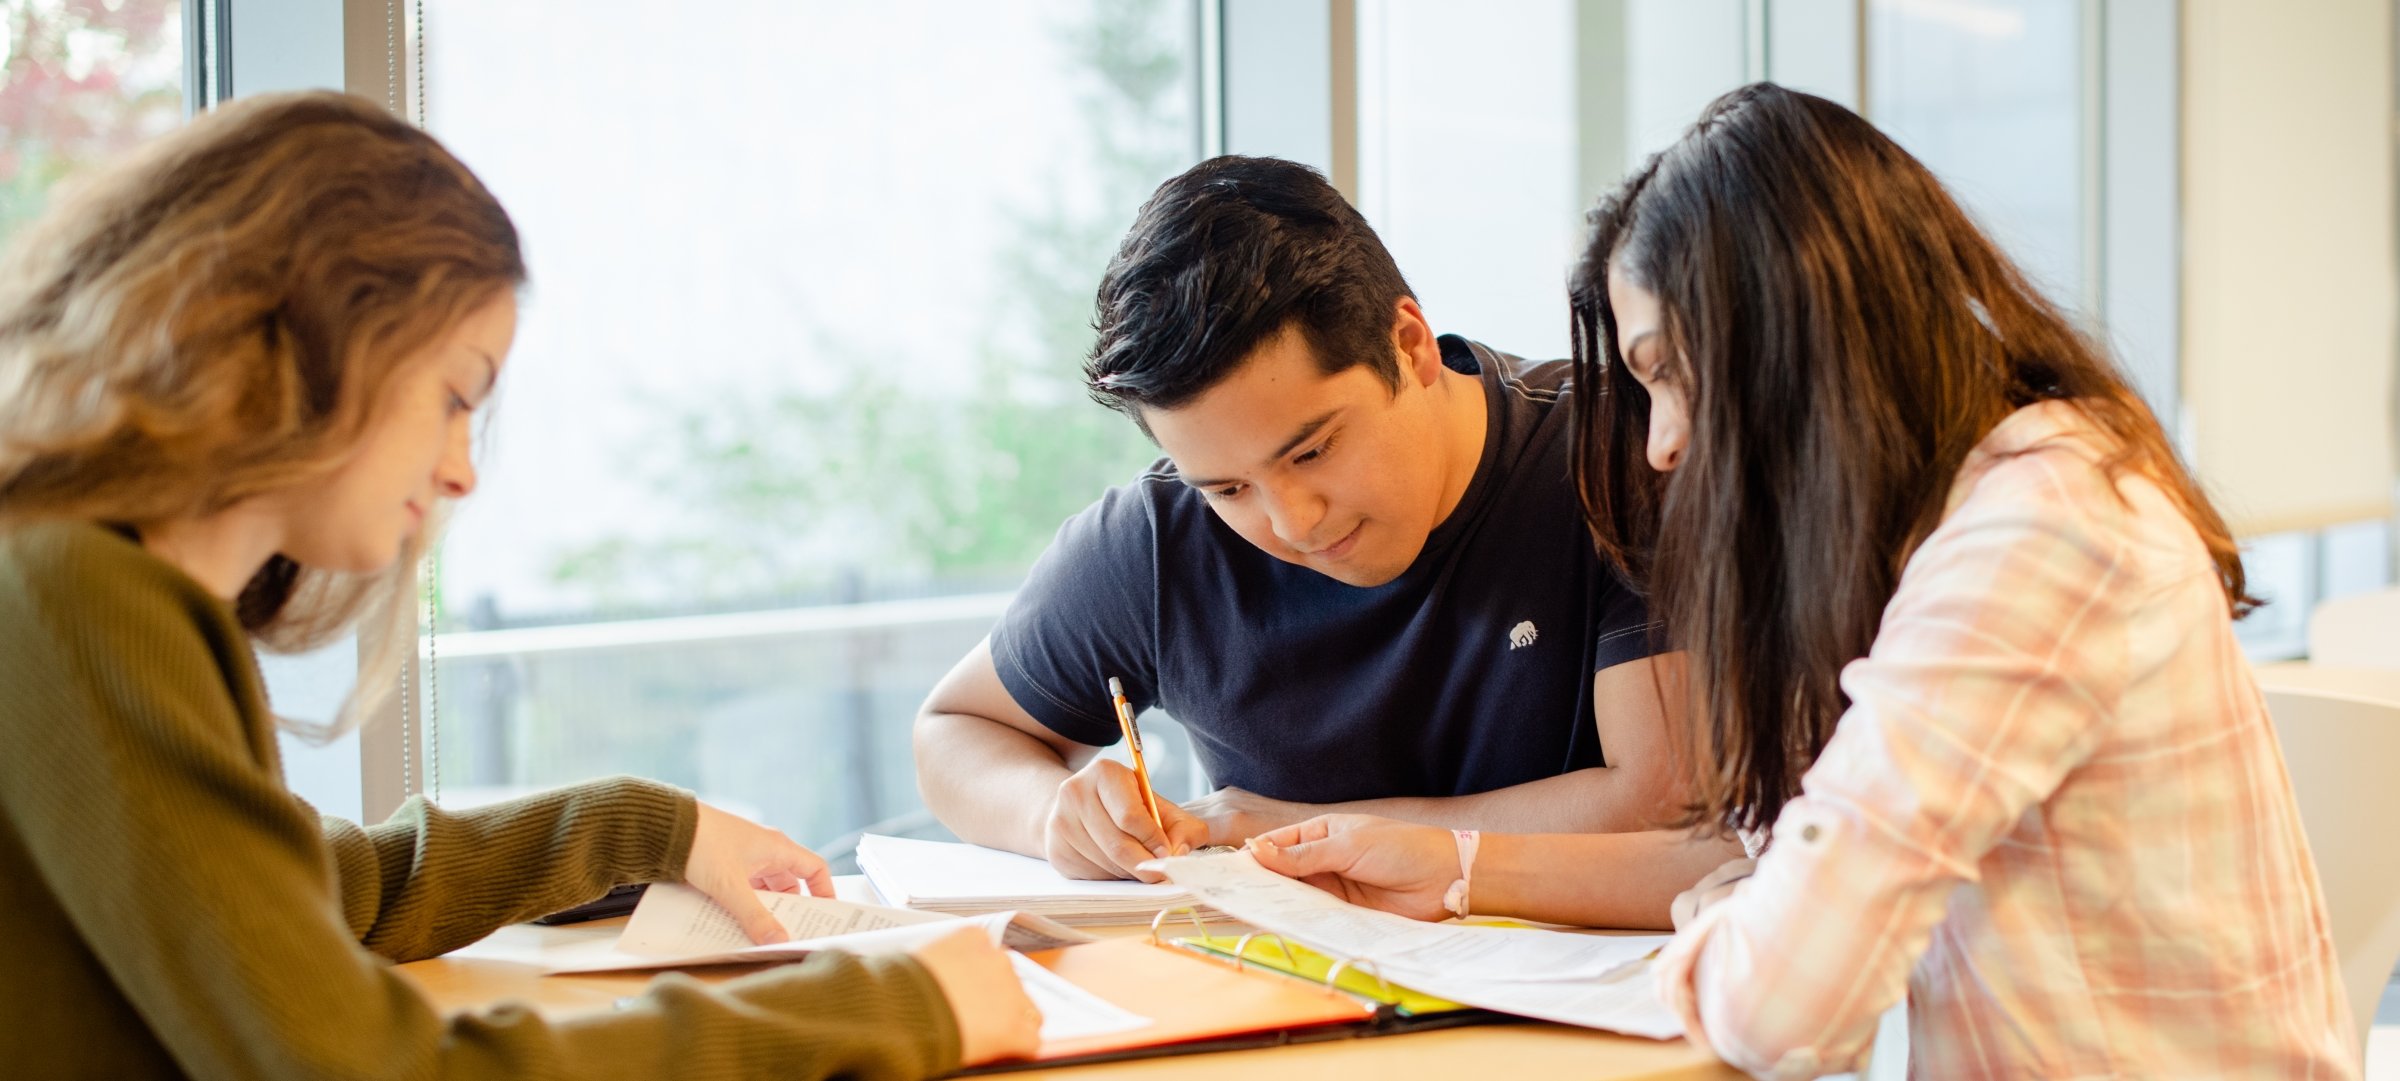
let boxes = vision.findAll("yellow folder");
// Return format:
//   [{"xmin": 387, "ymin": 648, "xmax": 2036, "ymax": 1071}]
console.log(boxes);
[{"xmin": 1177, "ymin": 933, "xmax": 1471, "ymax": 1016}]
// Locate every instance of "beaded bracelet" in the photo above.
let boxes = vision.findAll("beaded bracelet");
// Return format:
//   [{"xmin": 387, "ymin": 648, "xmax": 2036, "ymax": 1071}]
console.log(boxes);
[{"xmin": 1441, "ymin": 829, "xmax": 1480, "ymax": 918}]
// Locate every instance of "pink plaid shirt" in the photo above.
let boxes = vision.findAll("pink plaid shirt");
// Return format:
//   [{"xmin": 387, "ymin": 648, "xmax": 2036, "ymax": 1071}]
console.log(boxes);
[{"xmin": 1654, "ymin": 402, "xmax": 2357, "ymax": 1079}]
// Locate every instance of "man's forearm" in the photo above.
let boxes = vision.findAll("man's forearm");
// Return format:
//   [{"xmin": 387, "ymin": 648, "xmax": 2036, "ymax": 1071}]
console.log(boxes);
[
  {"xmin": 1315, "ymin": 766, "xmax": 1675, "ymax": 833},
  {"xmin": 911, "ymin": 712, "xmax": 1075, "ymax": 857}
]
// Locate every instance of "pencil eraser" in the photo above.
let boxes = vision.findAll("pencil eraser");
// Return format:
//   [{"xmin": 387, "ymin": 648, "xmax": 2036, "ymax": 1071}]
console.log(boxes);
[{"xmin": 1108, "ymin": 676, "xmax": 1124, "ymax": 697}]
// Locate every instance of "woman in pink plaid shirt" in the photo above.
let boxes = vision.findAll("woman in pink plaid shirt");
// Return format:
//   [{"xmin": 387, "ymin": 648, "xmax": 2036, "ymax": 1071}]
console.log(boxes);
[{"xmin": 1250, "ymin": 83, "xmax": 2356, "ymax": 1078}]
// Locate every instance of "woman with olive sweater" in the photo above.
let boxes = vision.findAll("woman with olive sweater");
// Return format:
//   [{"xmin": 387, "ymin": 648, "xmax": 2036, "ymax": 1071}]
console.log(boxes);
[{"xmin": 0, "ymin": 91, "xmax": 1037, "ymax": 1079}]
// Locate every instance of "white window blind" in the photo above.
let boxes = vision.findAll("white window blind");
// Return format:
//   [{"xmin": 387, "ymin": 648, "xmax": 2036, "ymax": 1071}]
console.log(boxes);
[{"xmin": 2183, "ymin": 0, "xmax": 2398, "ymax": 536}]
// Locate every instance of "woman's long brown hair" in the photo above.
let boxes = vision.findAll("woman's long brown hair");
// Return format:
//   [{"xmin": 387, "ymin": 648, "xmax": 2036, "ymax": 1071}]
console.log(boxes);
[
  {"xmin": 0, "ymin": 91, "xmax": 524, "ymax": 738},
  {"xmin": 1570, "ymin": 83, "xmax": 2253, "ymax": 835}
]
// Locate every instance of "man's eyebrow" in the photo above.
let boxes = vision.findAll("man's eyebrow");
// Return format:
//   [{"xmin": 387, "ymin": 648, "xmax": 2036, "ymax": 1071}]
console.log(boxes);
[
  {"xmin": 471, "ymin": 349, "xmax": 498, "ymax": 398},
  {"xmin": 1179, "ymin": 409, "xmax": 1342, "ymax": 490}
]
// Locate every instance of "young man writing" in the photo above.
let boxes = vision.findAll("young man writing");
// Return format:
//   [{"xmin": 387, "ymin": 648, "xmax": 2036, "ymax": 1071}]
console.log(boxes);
[{"xmin": 912, "ymin": 156, "xmax": 1735, "ymax": 926}]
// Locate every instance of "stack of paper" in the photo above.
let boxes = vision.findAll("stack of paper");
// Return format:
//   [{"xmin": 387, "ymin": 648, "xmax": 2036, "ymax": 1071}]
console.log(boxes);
[{"xmin": 856, "ymin": 834, "xmax": 1224, "ymax": 927}]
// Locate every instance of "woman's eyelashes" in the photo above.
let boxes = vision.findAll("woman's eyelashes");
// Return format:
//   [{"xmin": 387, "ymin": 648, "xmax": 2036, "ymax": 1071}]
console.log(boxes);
[{"xmin": 1628, "ymin": 347, "xmax": 1660, "ymax": 384}]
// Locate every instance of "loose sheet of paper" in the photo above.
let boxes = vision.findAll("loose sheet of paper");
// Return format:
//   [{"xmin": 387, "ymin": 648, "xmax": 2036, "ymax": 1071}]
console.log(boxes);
[
  {"xmin": 1152, "ymin": 852, "xmax": 1681, "ymax": 1039},
  {"xmin": 546, "ymin": 885, "xmax": 1097, "ymax": 974},
  {"xmin": 616, "ymin": 883, "xmax": 948, "ymax": 957},
  {"xmin": 1008, "ymin": 954, "xmax": 1152, "ymax": 1042},
  {"xmin": 970, "ymin": 910, "xmax": 1097, "ymax": 953},
  {"xmin": 1426, "ymin": 957, "xmax": 1682, "ymax": 1039}
]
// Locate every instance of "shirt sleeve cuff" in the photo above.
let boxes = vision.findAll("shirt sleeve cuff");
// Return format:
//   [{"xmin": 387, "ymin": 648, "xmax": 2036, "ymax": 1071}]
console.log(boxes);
[
  {"xmin": 574, "ymin": 775, "xmax": 701, "ymax": 882},
  {"xmin": 1655, "ymin": 899, "xmax": 1844, "ymax": 1081},
  {"xmin": 1654, "ymin": 897, "xmax": 1737, "ymax": 1061},
  {"xmin": 657, "ymin": 783, "xmax": 700, "ymax": 882}
]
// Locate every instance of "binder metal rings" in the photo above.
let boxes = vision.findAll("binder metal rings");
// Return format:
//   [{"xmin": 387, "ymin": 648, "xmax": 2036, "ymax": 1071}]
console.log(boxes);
[
  {"xmin": 1324, "ymin": 955, "xmax": 1395, "ymax": 997},
  {"xmin": 1147, "ymin": 905, "xmax": 1212, "ymax": 946},
  {"xmin": 1227, "ymin": 931, "xmax": 1303, "ymax": 974}
]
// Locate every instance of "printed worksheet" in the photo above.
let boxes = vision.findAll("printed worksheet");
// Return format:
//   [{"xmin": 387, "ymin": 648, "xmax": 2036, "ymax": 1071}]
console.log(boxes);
[
  {"xmin": 616, "ymin": 884, "xmax": 948, "ymax": 956},
  {"xmin": 1151, "ymin": 851, "xmax": 1681, "ymax": 1038},
  {"xmin": 545, "ymin": 884, "xmax": 1094, "ymax": 974},
  {"xmin": 1152, "ymin": 854, "xmax": 1665, "ymax": 981}
]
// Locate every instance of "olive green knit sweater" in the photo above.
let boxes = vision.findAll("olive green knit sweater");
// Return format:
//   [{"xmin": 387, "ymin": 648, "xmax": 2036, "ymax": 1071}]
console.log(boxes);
[{"xmin": 0, "ymin": 520, "xmax": 961, "ymax": 1079}]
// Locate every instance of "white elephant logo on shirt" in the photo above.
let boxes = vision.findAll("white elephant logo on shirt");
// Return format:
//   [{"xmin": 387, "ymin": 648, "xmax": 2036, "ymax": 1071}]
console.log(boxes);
[{"xmin": 1508, "ymin": 621, "xmax": 1538, "ymax": 650}]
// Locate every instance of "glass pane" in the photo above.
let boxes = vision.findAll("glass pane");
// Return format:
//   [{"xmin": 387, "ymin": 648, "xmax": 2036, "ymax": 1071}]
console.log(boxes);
[
  {"xmin": 1360, "ymin": 0, "xmax": 2093, "ymax": 356},
  {"xmin": 1869, "ymin": 0, "xmax": 2088, "ymax": 308},
  {"xmin": 2238, "ymin": 520, "xmax": 2400, "ymax": 663},
  {"xmin": 2322, "ymin": 519, "xmax": 2394, "ymax": 604},
  {"xmin": 1356, "ymin": 0, "xmax": 1577, "ymax": 361},
  {"xmin": 2237, "ymin": 532, "xmax": 2314, "ymax": 660},
  {"xmin": 0, "ymin": 0, "xmax": 184, "ymax": 251},
  {"xmin": 1354, "ymin": 0, "xmax": 1748, "ymax": 361},
  {"xmin": 420, "ymin": 1, "xmax": 1202, "ymax": 846},
  {"xmin": 1619, "ymin": 0, "xmax": 1752, "ymax": 162}
]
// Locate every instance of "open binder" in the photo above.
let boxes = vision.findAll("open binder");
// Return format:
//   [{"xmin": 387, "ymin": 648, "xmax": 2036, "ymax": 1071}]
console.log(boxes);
[
  {"xmin": 1180, "ymin": 932, "xmax": 1470, "ymax": 1017},
  {"xmin": 962, "ymin": 908, "xmax": 1514, "ymax": 1075}
]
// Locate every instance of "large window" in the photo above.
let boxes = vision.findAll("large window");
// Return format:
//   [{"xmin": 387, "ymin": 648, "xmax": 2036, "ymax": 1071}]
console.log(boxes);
[
  {"xmin": 170, "ymin": 1, "xmax": 2379, "ymax": 827},
  {"xmin": 0, "ymin": 0, "xmax": 183, "ymax": 249},
  {"xmin": 415, "ymin": 1, "xmax": 1205, "ymax": 847}
]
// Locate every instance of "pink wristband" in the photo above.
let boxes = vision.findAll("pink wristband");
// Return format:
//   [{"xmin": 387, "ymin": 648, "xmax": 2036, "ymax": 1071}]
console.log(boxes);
[{"xmin": 1441, "ymin": 829, "xmax": 1480, "ymax": 918}]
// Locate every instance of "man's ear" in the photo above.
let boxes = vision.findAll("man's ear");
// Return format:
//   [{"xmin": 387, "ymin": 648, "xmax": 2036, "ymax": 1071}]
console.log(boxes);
[{"xmin": 1391, "ymin": 297, "xmax": 1441, "ymax": 389}]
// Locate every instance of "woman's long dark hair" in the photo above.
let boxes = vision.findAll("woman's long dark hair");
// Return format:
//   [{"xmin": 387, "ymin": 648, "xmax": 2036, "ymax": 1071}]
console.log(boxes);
[{"xmin": 1570, "ymin": 83, "xmax": 2254, "ymax": 835}]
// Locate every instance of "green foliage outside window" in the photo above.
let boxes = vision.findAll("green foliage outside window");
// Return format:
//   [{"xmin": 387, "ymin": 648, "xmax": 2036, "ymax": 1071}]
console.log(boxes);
[
  {"xmin": 0, "ymin": 0, "xmax": 183, "ymax": 251},
  {"xmin": 545, "ymin": 1, "xmax": 1188, "ymax": 614}
]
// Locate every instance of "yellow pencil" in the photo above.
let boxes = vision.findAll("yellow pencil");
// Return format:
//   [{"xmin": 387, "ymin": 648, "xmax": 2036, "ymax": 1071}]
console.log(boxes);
[{"xmin": 1108, "ymin": 676, "xmax": 1168, "ymax": 842}]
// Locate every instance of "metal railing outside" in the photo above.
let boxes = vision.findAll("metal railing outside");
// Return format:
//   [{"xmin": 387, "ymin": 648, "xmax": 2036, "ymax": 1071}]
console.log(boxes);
[{"xmin": 425, "ymin": 592, "xmax": 1200, "ymax": 852}]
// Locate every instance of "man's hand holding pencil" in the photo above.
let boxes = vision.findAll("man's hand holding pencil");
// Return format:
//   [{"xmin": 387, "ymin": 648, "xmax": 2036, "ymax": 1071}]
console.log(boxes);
[
  {"xmin": 1043, "ymin": 756, "xmax": 1212, "ymax": 881},
  {"xmin": 1041, "ymin": 675, "xmax": 1214, "ymax": 882}
]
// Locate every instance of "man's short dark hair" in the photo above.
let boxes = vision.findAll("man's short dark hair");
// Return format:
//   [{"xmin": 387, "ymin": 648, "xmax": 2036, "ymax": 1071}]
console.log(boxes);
[{"xmin": 1084, "ymin": 156, "xmax": 1414, "ymax": 430}]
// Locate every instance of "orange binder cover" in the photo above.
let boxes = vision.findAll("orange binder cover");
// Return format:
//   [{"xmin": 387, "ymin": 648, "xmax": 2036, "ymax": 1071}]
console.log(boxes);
[{"xmin": 1020, "ymin": 936, "xmax": 1378, "ymax": 1061}]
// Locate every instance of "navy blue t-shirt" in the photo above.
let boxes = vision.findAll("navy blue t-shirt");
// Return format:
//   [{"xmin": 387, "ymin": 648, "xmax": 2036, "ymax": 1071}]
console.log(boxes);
[{"xmin": 990, "ymin": 336, "xmax": 1656, "ymax": 804}]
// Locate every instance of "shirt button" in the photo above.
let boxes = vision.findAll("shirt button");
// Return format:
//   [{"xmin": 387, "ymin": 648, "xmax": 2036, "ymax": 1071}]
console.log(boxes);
[{"xmin": 1800, "ymin": 824, "xmax": 1821, "ymax": 843}]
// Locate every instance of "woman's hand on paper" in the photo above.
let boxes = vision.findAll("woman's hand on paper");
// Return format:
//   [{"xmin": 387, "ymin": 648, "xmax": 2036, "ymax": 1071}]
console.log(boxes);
[
  {"xmin": 683, "ymin": 801, "xmax": 837, "ymax": 944},
  {"xmin": 1669, "ymin": 856, "xmax": 1755, "ymax": 930},
  {"xmin": 911, "ymin": 925, "xmax": 1045, "ymax": 1067},
  {"xmin": 1246, "ymin": 814, "xmax": 1459, "ymax": 922},
  {"xmin": 1045, "ymin": 757, "xmax": 1212, "ymax": 883}
]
